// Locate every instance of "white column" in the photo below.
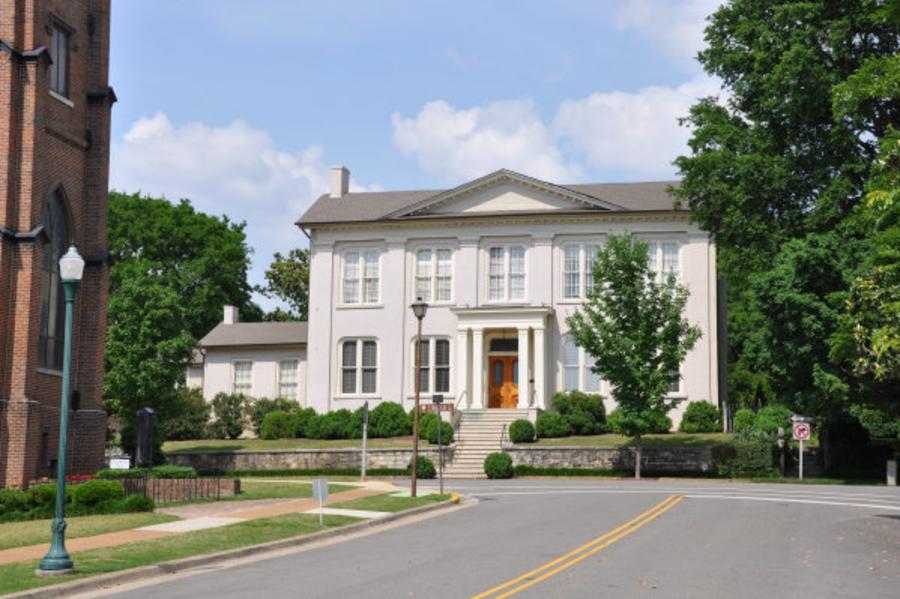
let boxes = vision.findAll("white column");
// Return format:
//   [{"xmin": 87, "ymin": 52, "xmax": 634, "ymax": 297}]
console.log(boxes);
[
  {"xmin": 471, "ymin": 328, "xmax": 484, "ymax": 408},
  {"xmin": 456, "ymin": 329, "xmax": 469, "ymax": 409},
  {"xmin": 533, "ymin": 327, "xmax": 546, "ymax": 409},
  {"xmin": 517, "ymin": 326, "xmax": 530, "ymax": 408}
]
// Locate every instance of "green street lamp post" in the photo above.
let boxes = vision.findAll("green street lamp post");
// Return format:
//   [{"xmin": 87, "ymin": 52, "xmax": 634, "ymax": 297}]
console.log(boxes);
[
  {"xmin": 37, "ymin": 245, "xmax": 84, "ymax": 577},
  {"xmin": 410, "ymin": 297, "xmax": 428, "ymax": 498}
]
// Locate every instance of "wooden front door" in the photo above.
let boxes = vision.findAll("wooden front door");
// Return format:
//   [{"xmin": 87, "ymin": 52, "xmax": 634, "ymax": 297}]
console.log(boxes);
[{"xmin": 488, "ymin": 356, "xmax": 519, "ymax": 408}]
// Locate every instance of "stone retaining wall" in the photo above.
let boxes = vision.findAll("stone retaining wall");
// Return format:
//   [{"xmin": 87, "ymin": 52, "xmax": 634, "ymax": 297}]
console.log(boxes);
[
  {"xmin": 167, "ymin": 447, "xmax": 452, "ymax": 473},
  {"xmin": 506, "ymin": 445, "xmax": 715, "ymax": 473}
]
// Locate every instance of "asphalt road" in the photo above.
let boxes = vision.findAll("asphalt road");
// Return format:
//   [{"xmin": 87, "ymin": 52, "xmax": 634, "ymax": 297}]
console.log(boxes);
[{"xmin": 97, "ymin": 479, "xmax": 900, "ymax": 599}]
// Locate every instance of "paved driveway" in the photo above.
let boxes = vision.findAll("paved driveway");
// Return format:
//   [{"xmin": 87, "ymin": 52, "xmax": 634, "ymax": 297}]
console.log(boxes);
[{"xmin": 93, "ymin": 479, "xmax": 900, "ymax": 599}]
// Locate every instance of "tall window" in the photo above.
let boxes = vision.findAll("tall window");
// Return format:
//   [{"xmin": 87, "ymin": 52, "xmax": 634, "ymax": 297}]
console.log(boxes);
[
  {"xmin": 560, "ymin": 336, "xmax": 601, "ymax": 393},
  {"xmin": 232, "ymin": 361, "xmax": 253, "ymax": 395},
  {"xmin": 415, "ymin": 248, "xmax": 452, "ymax": 302},
  {"xmin": 340, "ymin": 339, "xmax": 378, "ymax": 395},
  {"xmin": 49, "ymin": 24, "xmax": 69, "ymax": 97},
  {"xmin": 278, "ymin": 360, "xmax": 299, "ymax": 400},
  {"xmin": 488, "ymin": 245, "xmax": 526, "ymax": 301},
  {"xmin": 563, "ymin": 243, "xmax": 601, "ymax": 299},
  {"xmin": 646, "ymin": 242, "xmax": 680, "ymax": 282},
  {"xmin": 343, "ymin": 250, "xmax": 380, "ymax": 304},
  {"xmin": 38, "ymin": 191, "xmax": 69, "ymax": 370},
  {"xmin": 413, "ymin": 337, "xmax": 451, "ymax": 394},
  {"xmin": 667, "ymin": 369, "xmax": 681, "ymax": 394}
]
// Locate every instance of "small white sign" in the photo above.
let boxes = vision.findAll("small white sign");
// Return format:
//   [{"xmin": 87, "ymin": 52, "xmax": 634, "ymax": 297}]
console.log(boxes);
[
  {"xmin": 792, "ymin": 422, "xmax": 811, "ymax": 441},
  {"xmin": 312, "ymin": 479, "xmax": 329, "ymax": 502},
  {"xmin": 110, "ymin": 458, "xmax": 130, "ymax": 470}
]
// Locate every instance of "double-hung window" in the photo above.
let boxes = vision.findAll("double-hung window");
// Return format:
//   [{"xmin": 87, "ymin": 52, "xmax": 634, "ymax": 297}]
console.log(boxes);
[
  {"xmin": 340, "ymin": 339, "xmax": 378, "ymax": 395},
  {"xmin": 415, "ymin": 248, "xmax": 452, "ymax": 302},
  {"xmin": 278, "ymin": 360, "xmax": 299, "ymax": 400},
  {"xmin": 488, "ymin": 245, "xmax": 526, "ymax": 302},
  {"xmin": 343, "ymin": 250, "xmax": 380, "ymax": 304},
  {"xmin": 49, "ymin": 24, "xmax": 69, "ymax": 97},
  {"xmin": 667, "ymin": 369, "xmax": 682, "ymax": 395},
  {"xmin": 646, "ymin": 242, "xmax": 680, "ymax": 282},
  {"xmin": 563, "ymin": 243, "xmax": 601, "ymax": 299},
  {"xmin": 413, "ymin": 337, "xmax": 451, "ymax": 394},
  {"xmin": 233, "ymin": 361, "xmax": 253, "ymax": 395},
  {"xmin": 561, "ymin": 336, "xmax": 602, "ymax": 393}
]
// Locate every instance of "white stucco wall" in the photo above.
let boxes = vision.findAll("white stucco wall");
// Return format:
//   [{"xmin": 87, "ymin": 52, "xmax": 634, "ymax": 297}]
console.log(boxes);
[
  {"xmin": 201, "ymin": 346, "xmax": 307, "ymax": 405},
  {"xmin": 304, "ymin": 187, "xmax": 719, "ymax": 428}
]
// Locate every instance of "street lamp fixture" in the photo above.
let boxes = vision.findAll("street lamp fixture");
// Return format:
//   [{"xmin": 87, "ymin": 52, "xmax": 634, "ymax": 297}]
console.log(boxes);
[
  {"xmin": 409, "ymin": 297, "xmax": 428, "ymax": 498},
  {"xmin": 37, "ymin": 245, "xmax": 83, "ymax": 577}
]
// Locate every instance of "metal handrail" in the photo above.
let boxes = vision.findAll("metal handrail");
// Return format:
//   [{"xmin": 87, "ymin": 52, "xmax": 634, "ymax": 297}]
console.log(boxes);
[{"xmin": 500, "ymin": 423, "xmax": 508, "ymax": 449}]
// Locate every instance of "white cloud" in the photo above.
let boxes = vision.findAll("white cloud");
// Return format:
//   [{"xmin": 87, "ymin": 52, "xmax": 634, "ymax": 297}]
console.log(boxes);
[
  {"xmin": 614, "ymin": 0, "xmax": 722, "ymax": 70},
  {"xmin": 110, "ymin": 112, "xmax": 373, "ymax": 310},
  {"xmin": 554, "ymin": 75, "xmax": 721, "ymax": 180},
  {"xmin": 391, "ymin": 100, "xmax": 582, "ymax": 183}
]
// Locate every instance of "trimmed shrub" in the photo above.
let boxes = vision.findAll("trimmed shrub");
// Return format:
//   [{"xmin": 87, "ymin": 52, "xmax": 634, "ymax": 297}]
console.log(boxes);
[
  {"xmin": 207, "ymin": 393, "xmax": 247, "ymax": 439},
  {"xmin": 484, "ymin": 452, "xmax": 514, "ymax": 479},
  {"xmin": 28, "ymin": 483, "xmax": 57, "ymax": 508},
  {"xmin": 71, "ymin": 479, "xmax": 125, "ymax": 508},
  {"xmin": 417, "ymin": 412, "xmax": 453, "ymax": 445},
  {"xmin": 244, "ymin": 397, "xmax": 300, "ymax": 435},
  {"xmin": 408, "ymin": 455, "xmax": 436, "ymax": 479},
  {"xmin": 0, "ymin": 488, "xmax": 29, "ymax": 515},
  {"xmin": 535, "ymin": 412, "xmax": 571, "ymax": 438},
  {"xmin": 755, "ymin": 404, "xmax": 793, "ymax": 436},
  {"xmin": 306, "ymin": 409, "xmax": 354, "ymax": 439},
  {"xmin": 150, "ymin": 465, "xmax": 197, "ymax": 479},
  {"xmin": 97, "ymin": 467, "xmax": 146, "ymax": 479},
  {"xmin": 607, "ymin": 409, "xmax": 672, "ymax": 435},
  {"xmin": 260, "ymin": 410, "xmax": 294, "ymax": 440},
  {"xmin": 508, "ymin": 419, "xmax": 536, "ymax": 443},
  {"xmin": 553, "ymin": 391, "xmax": 607, "ymax": 435},
  {"xmin": 733, "ymin": 409, "xmax": 757, "ymax": 433},
  {"xmin": 368, "ymin": 402, "xmax": 412, "ymax": 438},
  {"xmin": 291, "ymin": 408, "xmax": 318, "ymax": 438},
  {"xmin": 714, "ymin": 431, "xmax": 777, "ymax": 477},
  {"xmin": 679, "ymin": 401, "xmax": 722, "ymax": 433},
  {"xmin": 164, "ymin": 386, "xmax": 211, "ymax": 441},
  {"xmin": 115, "ymin": 494, "xmax": 155, "ymax": 513}
]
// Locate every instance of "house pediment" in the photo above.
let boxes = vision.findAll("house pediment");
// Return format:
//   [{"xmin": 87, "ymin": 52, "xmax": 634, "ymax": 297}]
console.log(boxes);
[{"xmin": 386, "ymin": 169, "xmax": 624, "ymax": 219}]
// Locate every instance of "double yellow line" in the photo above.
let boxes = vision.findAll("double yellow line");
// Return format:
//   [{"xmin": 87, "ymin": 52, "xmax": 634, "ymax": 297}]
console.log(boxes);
[{"xmin": 473, "ymin": 494, "xmax": 684, "ymax": 599}]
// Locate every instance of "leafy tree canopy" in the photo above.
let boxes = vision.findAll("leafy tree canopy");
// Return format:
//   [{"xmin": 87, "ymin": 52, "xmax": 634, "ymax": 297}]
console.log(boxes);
[{"xmin": 260, "ymin": 248, "xmax": 310, "ymax": 321}]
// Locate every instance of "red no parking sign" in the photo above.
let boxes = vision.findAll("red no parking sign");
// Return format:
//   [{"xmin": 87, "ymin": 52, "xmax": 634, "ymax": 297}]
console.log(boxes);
[{"xmin": 792, "ymin": 422, "xmax": 811, "ymax": 441}]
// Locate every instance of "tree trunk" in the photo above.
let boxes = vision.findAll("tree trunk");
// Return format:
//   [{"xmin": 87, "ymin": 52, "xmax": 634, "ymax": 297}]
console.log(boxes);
[{"xmin": 634, "ymin": 435, "xmax": 642, "ymax": 480}]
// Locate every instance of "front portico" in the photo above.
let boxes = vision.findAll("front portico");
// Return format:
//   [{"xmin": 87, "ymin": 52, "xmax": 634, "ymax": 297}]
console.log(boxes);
[{"xmin": 453, "ymin": 307, "xmax": 553, "ymax": 412}]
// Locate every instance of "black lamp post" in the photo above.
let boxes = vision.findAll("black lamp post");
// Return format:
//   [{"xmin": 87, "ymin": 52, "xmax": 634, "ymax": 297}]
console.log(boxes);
[{"xmin": 410, "ymin": 297, "xmax": 428, "ymax": 498}]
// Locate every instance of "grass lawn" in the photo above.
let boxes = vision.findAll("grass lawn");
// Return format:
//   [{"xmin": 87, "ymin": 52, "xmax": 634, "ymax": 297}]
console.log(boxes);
[
  {"xmin": 531, "ymin": 432, "xmax": 731, "ymax": 448},
  {"xmin": 329, "ymin": 492, "xmax": 451, "ymax": 513},
  {"xmin": 0, "ymin": 512, "xmax": 179, "ymax": 551},
  {"xmin": 0, "ymin": 512, "xmax": 359, "ymax": 596},
  {"xmin": 164, "ymin": 436, "xmax": 422, "ymax": 453}
]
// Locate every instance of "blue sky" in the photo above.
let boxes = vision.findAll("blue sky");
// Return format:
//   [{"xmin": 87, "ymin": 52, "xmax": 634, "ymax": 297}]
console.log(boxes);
[{"xmin": 108, "ymin": 0, "xmax": 722, "ymax": 309}]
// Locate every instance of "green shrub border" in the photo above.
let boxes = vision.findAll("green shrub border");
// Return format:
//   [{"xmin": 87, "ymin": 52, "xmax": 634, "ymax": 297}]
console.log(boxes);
[{"xmin": 218, "ymin": 468, "xmax": 409, "ymax": 478}]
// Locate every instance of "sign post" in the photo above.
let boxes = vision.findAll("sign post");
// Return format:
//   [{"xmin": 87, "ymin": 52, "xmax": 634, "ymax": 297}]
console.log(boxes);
[
  {"xmin": 792, "ymin": 418, "xmax": 812, "ymax": 480},
  {"xmin": 312, "ymin": 479, "xmax": 329, "ymax": 526},
  {"xmin": 361, "ymin": 401, "xmax": 369, "ymax": 482},
  {"xmin": 433, "ymin": 394, "xmax": 444, "ymax": 495}
]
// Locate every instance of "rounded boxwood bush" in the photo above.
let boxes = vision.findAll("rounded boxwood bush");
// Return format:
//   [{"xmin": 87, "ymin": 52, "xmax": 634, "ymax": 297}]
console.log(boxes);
[
  {"xmin": 484, "ymin": 452, "xmax": 514, "ymax": 479},
  {"xmin": 733, "ymin": 409, "xmax": 757, "ymax": 433},
  {"xmin": 508, "ymin": 419, "xmax": 536, "ymax": 443},
  {"xmin": 0, "ymin": 488, "xmax": 28, "ymax": 514},
  {"xmin": 408, "ymin": 455, "xmax": 436, "ymax": 479},
  {"xmin": 368, "ymin": 402, "xmax": 411, "ymax": 438},
  {"xmin": 150, "ymin": 465, "xmax": 197, "ymax": 479},
  {"xmin": 28, "ymin": 483, "xmax": 58, "ymax": 508},
  {"xmin": 417, "ymin": 412, "xmax": 453, "ymax": 445},
  {"xmin": 608, "ymin": 409, "xmax": 672, "ymax": 435},
  {"xmin": 291, "ymin": 407, "xmax": 318, "ymax": 438},
  {"xmin": 71, "ymin": 479, "xmax": 125, "ymax": 508},
  {"xmin": 755, "ymin": 404, "xmax": 793, "ymax": 436},
  {"xmin": 553, "ymin": 391, "xmax": 607, "ymax": 435},
  {"xmin": 260, "ymin": 410, "xmax": 294, "ymax": 439},
  {"xmin": 306, "ymin": 409, "xmax": 355, "ymax": 439},
  {"xmin": 679, "ymin": 401, "xmax": 722, "ymax": 433},
  {"xmin": 118, "ymin": 494, "xmax": 155, "ymax": 513},
  {"xmin": 244, "ymin": 397, "xmax": 299, "ymax": 435},
  {"xmin": 535, "ymin": 412, "xmax": 571, "ymax": 438}
]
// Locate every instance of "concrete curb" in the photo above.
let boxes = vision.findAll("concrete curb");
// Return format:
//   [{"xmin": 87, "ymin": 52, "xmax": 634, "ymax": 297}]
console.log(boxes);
[{"xmin": 5, "ymin": 496, "xmax": 461, "ymax": 599}]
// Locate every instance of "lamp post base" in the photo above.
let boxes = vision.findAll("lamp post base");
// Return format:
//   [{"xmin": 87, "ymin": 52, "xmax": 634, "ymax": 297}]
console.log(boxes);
[{"xmin": 35, "ymin": 565, "xmax": 74, "ymax": 577}]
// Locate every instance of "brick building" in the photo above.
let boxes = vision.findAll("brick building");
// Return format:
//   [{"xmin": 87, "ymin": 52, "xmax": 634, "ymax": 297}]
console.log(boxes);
[{"xmin": 0, "ymin": 0, "xmax": 114, "ymax": 487}]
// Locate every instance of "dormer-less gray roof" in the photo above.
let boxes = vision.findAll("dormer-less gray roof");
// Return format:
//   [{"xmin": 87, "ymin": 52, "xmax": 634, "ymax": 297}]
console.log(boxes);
[
  {"xmin": 200, "ymin": 322, "xmax": 308, "ymax": 348},
  {"xmin": 298, "ymin": 169, "xmax": 681, "ymax": 226}
]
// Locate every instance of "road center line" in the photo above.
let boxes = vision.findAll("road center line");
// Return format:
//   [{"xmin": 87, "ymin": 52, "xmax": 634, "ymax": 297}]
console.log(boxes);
[{"xmin": 472, "ymin": 495, "xmax": 684, "ymax": 599}]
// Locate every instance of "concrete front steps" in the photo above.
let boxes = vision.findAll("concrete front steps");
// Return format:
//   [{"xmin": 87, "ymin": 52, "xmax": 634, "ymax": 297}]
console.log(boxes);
[{"xmin": 444, "ymin": 409, "xmax": 529, "ymax": 479}]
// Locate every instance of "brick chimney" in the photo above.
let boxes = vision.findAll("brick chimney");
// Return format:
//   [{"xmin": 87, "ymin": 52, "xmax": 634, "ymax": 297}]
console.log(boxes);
[
  {"xmin": 223, "ymin": 305, "xmax": 239, "ymax": 325},
  {"xmin": 330, "ymin": 165, "xmax": 350, "ymax": 198}
]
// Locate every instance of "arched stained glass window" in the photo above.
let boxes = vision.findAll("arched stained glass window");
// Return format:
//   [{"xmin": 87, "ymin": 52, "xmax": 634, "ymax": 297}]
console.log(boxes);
[{"xmin": 38, "ymin": 190, "xmax": 70, "ymax": 370}]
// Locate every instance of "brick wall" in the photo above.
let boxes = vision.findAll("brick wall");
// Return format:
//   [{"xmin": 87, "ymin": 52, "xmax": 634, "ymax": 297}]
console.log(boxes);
[{"xmin": 0, "ymin": 0, "xmax": 113, "ymax": 488}]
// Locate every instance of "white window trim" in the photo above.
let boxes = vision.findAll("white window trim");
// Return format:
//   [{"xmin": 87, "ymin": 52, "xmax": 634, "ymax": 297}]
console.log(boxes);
[
  {"xmin": 644, "ymin": 240, "xmax": 682, "ymax": 284},
  {"xmin": 408, "ymin": 336, "xmax": 453, "ymax": 397},
  {"xmin": 231, "ymin": 359, "xmax": 254, "ymax": 396},
  {"xmin": 412, "ymin": 247, "xmax": 454, "ymax": 304},
  {"xmin": 666, "ymin": 366, "xmax": 686, "ymax": 398},
  {"xmin": 560, "ymin": 241, "xmax": 603, "ymax": 301},
  {"xmin": 277, "ymin": 358, "xmax": 301, "ymax": 401},
  {"xmin": 340, "ymin": 248, "xmax": 382, "ymax": 307},
  {"xmin": 336, "ymin": 338, "xmax": 380, "ymax": 398},
  {"xmin": 485, "ymin": 244, "xmax": 528, "ymax": 303},
  {"xmin": 560, "ymin": 335, "xmax": 604, "ymax": 394}
]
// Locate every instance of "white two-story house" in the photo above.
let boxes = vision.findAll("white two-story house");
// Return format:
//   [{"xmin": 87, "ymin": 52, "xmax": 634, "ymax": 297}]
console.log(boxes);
[{"xmin": 298, "ymin": 167, "xmax": 724, "ymax": 429}]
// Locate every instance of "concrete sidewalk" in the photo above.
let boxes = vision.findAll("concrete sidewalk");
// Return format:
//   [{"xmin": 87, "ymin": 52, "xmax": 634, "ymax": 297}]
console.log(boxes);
[{"xmin": 0, "ymin": 483, "xmax": 389, "ymax": 566}]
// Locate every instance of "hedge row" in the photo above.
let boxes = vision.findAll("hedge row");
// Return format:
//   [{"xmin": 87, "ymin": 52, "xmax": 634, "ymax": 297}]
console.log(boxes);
[
  {"xmin": 0, "ymin": 480, "xmax": 154, "ymax": 523},
  {"xmin": 96, "ymin": 465, "xmax": 198, "ymax": 480}
]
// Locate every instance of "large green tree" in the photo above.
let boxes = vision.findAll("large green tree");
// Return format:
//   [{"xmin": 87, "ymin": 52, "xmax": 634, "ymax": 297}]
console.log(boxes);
[
  {"xmin": 674, "ymin": 0, "xmax": 900, "ymax": 414},
  {"xmin": 567, "ymin": 235, "xmax": 701, "ymax": 479},
  {"xmin": 105, "ymin": 192, "xmax": 261, "ymax": 450},
  {"xmin": 260, "ymin": 248, "xmax": 310, "ymax": 321}
]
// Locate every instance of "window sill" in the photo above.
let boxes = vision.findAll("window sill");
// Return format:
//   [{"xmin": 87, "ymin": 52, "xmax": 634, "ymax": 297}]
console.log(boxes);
[
  {"xmin": 666, "ymin": 394, "xmax": 688, "ymax": 401},
  {"xmin": 483, "ymin": 301, "xmax": 530, "ymax": 307},
  {"xmin": 336, "ymin": 304, "xmax": 384, "ymax": 310},
  {"xmin": 36, "ymin": 367, "xmax": 63, "ymax": 378},
  {"xmin": 406, "ymin": 394, "xmax": 454, "ymax": 400},
  {"xmin": 334, "ymin": 395, "xmax": 381, "ymax": 400},
  {"xmin": 49, "ymin": 90, "xmax": 74, "ymax": 108},
  {"xmin": 556, "ymin": 299, "xmax": 587, "ymax": 305}
]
